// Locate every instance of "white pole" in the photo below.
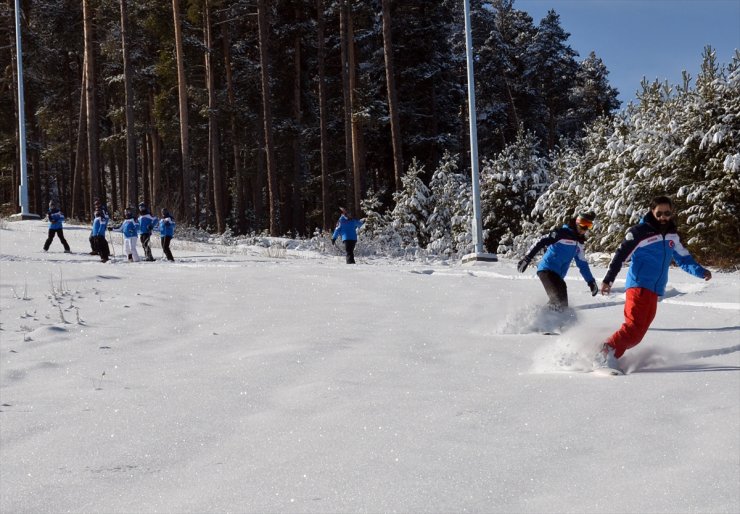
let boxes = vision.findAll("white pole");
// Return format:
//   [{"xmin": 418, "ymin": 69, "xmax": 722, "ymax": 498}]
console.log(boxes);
[
  {"xmin": 14, "ymin": 0, "xmax": 31, "ymax": 217},
  {"xmin": 461, "ymin": 0, "xmax": 496, "ymax": 263}
]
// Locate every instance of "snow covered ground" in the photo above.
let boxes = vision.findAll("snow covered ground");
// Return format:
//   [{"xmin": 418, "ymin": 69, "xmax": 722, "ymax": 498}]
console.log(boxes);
[{"xmin": 1, "ymin": 220, "xmax": 739, "ymax": 514}]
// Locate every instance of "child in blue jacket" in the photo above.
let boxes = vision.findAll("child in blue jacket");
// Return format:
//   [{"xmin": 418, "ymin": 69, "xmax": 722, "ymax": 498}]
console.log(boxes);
[
  {"xmin": 91, "ymin": 209, "xmax": 110, "ymax": 262},
  {"xmin": 331, "ymin": 207, "xmax": 364, "ymax": 264},
  {"xmin": 517, "ymin": 211, "xmax": 598, "ymax": 310},
  {"xmin": 112, "ymin": 208, "xmax": 140, "ymax": 262},
  {"xmin": 158, "ymin": 208, "xmax": 176, "ymax": 261},
  {"xmin": 89, "ymin": 198, "xmax": 110, "ymax": 255},
  {"xmin": 137, "ymin": 202, "xmax": 158, "ymax": 262},
  {"xmin": 43, "ymin": 201, "xmax": 71, "ymax": 253}
]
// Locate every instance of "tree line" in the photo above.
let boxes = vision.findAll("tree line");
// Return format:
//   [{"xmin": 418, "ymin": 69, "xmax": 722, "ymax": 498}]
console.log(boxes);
[
  {"xmin": 1, "ymin": 0, "xmax": 620, "ymax": 235},
  {"xmin": 357, "ymin": 48, "xmax": 739, "ymax": 265}
]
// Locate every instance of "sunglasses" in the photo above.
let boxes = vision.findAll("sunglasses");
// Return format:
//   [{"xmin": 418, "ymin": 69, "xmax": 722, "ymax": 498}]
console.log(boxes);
[
  {"xmin": 654, "ymin": 210, "xmax": 672, "ymax": 218},
  {"xmin": 576, "ymin": 218, "xmax": 593, "ymax": 230}
]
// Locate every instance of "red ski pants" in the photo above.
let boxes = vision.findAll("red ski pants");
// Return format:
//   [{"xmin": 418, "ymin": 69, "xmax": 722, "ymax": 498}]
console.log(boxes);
[{"xmin": 606, "ymin": 287, "xmax": 658, "ymax": 358}]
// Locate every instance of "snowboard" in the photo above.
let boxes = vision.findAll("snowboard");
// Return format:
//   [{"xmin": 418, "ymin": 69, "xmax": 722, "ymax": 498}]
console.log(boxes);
[{"xmin": 591, "ymin": 366, "xmax": 624, "ymax": 377}]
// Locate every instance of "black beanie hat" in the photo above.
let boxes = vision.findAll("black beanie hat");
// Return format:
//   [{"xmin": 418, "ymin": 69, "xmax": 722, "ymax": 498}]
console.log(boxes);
[{"xmin": 576, "ymin": 211, "xmax": 596, "ymax": 222}]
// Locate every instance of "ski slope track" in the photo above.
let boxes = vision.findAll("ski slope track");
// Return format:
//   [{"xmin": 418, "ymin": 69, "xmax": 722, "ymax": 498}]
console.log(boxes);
[{"xmin": 1, "ymin": 220, "xmax": 739, "ymax": 513}]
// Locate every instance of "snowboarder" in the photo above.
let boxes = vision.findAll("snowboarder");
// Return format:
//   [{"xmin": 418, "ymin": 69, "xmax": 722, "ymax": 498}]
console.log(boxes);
[
  {"xmin": 43, "ymin": 201, "xmax": 71, "ymax": 253},
  {"xmin": 517, "ymin": 211, "xmax": 599, "ymax": 311},
  {"xmin": 137, "ymin": 202, "xmax": 158, "ymax": 262},
  {"xmin": 597, "ymin": 196, "xmax": 712, "ymax": 370},
  {"xmin": 331, "ymin": 207, "xmax": 364, "ymax": 264},
  {"xmin": 111, "ymin": 208, "xmax": 140, "ymax": 262},
  {"xmin": 158, "ymin": 208, "xmax": 176, "ymax": 261},
  {"xmin": 91, "ymin": 209, "xmax": 110, "ymax": 262}
]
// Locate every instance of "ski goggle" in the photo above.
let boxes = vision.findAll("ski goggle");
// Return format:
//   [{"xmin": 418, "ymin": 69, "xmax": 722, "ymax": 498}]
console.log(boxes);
[{"xmin": 576, "ymin": 217, "xmax": 593, "ymax": 230}]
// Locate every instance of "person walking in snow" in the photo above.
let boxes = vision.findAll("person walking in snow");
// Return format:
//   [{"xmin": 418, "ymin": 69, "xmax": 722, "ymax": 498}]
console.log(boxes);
[
  {"xmin": 89, "ymin": 197, "xmax": 110, "ymax": 255},
  {"xmin": 137, "ymin": 202, "xmax": 158, "ymax": 262},
  {"xmin": 111, "ymin": 207, "xmax": 140, "ymax": 262},
  {"xmin": 91, "ymin": 209, "xmax": 110, "ymax": 262},
  {"xmin": 597, "ymin": 195, "xmax": 712, "ymax": 369},
  {"xmin": 331, "ymin": 207, "xmax": 364, "ymax": 264},
  {"xmin": 517, "ymin": 211, "xmax": 599, "ymax": 311},
  {"xmin": 43, "ymin": 201, "xmax": 71, "ymax": 253},
  {"xmin": 158, "ymin": 208, "xmax": 176, "ymax": 261}
]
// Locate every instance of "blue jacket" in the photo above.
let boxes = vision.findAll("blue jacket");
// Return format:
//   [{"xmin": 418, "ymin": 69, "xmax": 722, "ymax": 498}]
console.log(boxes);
[
  {"xmin": 138, "ymin": 213, "xmax": 158, "ymax": 235},
  {"xmin": 91, "ymin": 216, "xmax": 109, "ymax": 237},
  {"xmin": 158, "ymin": 216, "xmax": 175, "ymax": 237},
  {"xmin": 116, "ymin": 219, "xmax": 139, "ymax": 238},
  {"xmin": 525, "ymin": 223, "xmax": 595, "ymax": 283},
  {"xmin": 332, "ymin": 215, "xmax": 363, "ymax": 242},
  {"xmin": 47, "ymin": 209, "xmax": 65, "ymax": 230},
  {"xmin": 603, "ymin": 212, "xmax": 707, "ymax": 296}
]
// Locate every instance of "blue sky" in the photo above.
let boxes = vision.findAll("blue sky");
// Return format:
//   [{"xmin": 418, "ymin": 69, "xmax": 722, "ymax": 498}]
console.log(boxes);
[{"xmin": 515, "ymin": 0, "xmax": 740, "ymax": 105}]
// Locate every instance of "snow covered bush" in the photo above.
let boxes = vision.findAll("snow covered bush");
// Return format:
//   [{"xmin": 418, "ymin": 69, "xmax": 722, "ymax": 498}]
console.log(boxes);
[{"xmin": 480, "ymin": 128, "xmax": 549, "ymax": 254}]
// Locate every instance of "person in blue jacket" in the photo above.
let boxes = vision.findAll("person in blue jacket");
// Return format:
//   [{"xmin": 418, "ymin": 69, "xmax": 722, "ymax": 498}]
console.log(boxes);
[
  {"xmin": 91, "ymin": 209, "xmax": 110, "ymax": 262},
  {"xmin": 158, "ymin": 208, "xmax": 176, "ymax": 261},
  {"xmin": 111, "ymin": 208, "xmax": 140, "ymax": 262},
  {"xmin": 43, "ymin": 201, "xmax": 71, "ymax": 253},
  {"xmin": 597, "ymin": 196, "xmax": 712, "ymax": 369},
  {"xmin": 331, "ymin": 207, "xmax": 364, "ymax": 264},
  {"xmin": 517, "ymin": 211, "xmax": 598, "ymax": 311},
  {"xmin": 89, "ymin": 197, "xmax": 110, "ymax": 255},
  {"xmin": 137, "ymin": 202, "xmax": 158, "ymax": 262}
]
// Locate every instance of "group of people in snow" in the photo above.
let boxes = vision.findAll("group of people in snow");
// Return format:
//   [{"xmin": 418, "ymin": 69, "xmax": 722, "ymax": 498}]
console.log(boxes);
[
  {"xmin": 518, "ymin": 195, "xmax": 712, "ymax": 373},
  {"xmin": 43, "ymin": 198, "xmax": 176, "ymax": 263},
  {"xmin": 46, "ymin": 193, "xmax": 711, "ymax": 374}
]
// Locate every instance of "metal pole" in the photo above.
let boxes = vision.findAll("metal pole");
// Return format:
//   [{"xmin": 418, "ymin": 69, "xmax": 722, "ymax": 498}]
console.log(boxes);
[
  {"xmin": 460, "ymin": 0, "xmax": 496, "ymax": 263},
  {"xmin": 463, "ymin": 0, "xmax": 486, "ymax": 256},
  {"xmin": 14, "ymin": 0, "xmax": 30, "ymax": 216}
]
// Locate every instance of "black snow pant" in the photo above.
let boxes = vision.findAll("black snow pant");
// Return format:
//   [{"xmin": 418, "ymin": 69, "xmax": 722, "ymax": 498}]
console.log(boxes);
[
  {"xmin": 95, "ymin": 235, "xmax": 110, "ymax": 262},
  {"xmin": 44, "ymin": 229, "xmax": 70, "ymax": 252},
  {"xmin": 89, "ymin": 235, "xmax": 98, "ymax": 255},
  {"xmin": 140, "ymin": 233, "xmax": 154, "ymax": 261},
  {"xmin": 344, "ymin": 239, "xmax": 357, "ymax": 264},
  {"xmin": 161, "ymin": 236, "xmax": 174, "ymax": 261},
  {"xmin": 537, "ymin": 270, "xmax": 568, "ymax": 311}
]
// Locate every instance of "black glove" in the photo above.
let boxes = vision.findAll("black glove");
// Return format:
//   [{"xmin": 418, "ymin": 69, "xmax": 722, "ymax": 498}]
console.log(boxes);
[
  {"xmin": 107, "ymin": 226, "xmax": 112, "ymax": 231},
  {"xmin": 331, "ymin": 238, "xmax": 336, "ymax": 245},
  {"xmin": 517, "ymin": 257, "xmax": 530, "ymax": 273},
  {"xmin": 588, "ymin": 280, "xmax": 599, "ymax": 296}
]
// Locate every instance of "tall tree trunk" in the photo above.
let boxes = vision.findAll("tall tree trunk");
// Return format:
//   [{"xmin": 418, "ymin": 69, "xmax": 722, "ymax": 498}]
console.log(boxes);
[
  {"xmin": 221, "ymin": 14, "xmax": 244, "ymax": 234},
  {"xmin": 339, "ymin": 1, "xmax": 353, "ymax": 208},
  {"xmin": 347, "ymin": 8, "xmax": 364, "ymax": 215},
  {"xmin": 26, "ymin": 93, "xmax": 41, "ymax": 213},
  {"xmin": 82, "ymin": 0, "xmax": 100, "ymax": 209},
  {"xmin": 204, "ymin": 0, "xmax": 225, "ymax": 233},
  {"xmin": 257, "ymin": 0, "xmax": 279, "ymax": 236},
  {"xmin": 291, "ymin": 6, "xmax": 304, "ymax": 235},
  {"xmin": 149, "ymin": 88, "xmax": 161, "ymax": 210},
  {"xmin": 120, "ymin": 0, "xmax": 137, "ymax": 207},
  {"xmin": 141, "ymin": 133, "xmax": 150, "ymax": 206},
  {"xmin": 172, "ymin": 0, "xmax": 191, "ymax": 223},
  {"xmin": 71, "ymin": 68, "xmax": 87, "ymax": 219},
  {"xmin": 317, "ymin": 0, "xmax": 330, "ymax": 231},
  {"xmin": 381, "ymin": 0, "xmax": 403, "ymax": 192}
]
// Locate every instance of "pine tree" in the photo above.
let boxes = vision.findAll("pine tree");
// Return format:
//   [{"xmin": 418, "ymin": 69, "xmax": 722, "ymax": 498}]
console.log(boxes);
[
  {"xmin": 427, "ymin": 152, "xmax": 473, "ymax": 256},
  {"xmin": 390, "ymin": 158, "xmax": 432, "ymax": 249},
  {"xmin": 480, "ymin": 128, "xmax": 549, "ymax": 253}
]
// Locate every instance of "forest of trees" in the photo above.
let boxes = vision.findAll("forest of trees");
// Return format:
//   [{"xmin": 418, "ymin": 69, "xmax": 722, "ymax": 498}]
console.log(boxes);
[
  {"xmin": 360, "ymin": 48, "xmax": 739, "ymax": 265},
  {"xmin": 1, "ymin": 0, "xmax": 620, "ymax": 236}
]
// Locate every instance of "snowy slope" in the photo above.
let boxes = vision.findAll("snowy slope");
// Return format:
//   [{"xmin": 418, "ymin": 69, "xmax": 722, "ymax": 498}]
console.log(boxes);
[{"xmin": 1, "ymin": 220, "xmax": 738, "ymax": 513}]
